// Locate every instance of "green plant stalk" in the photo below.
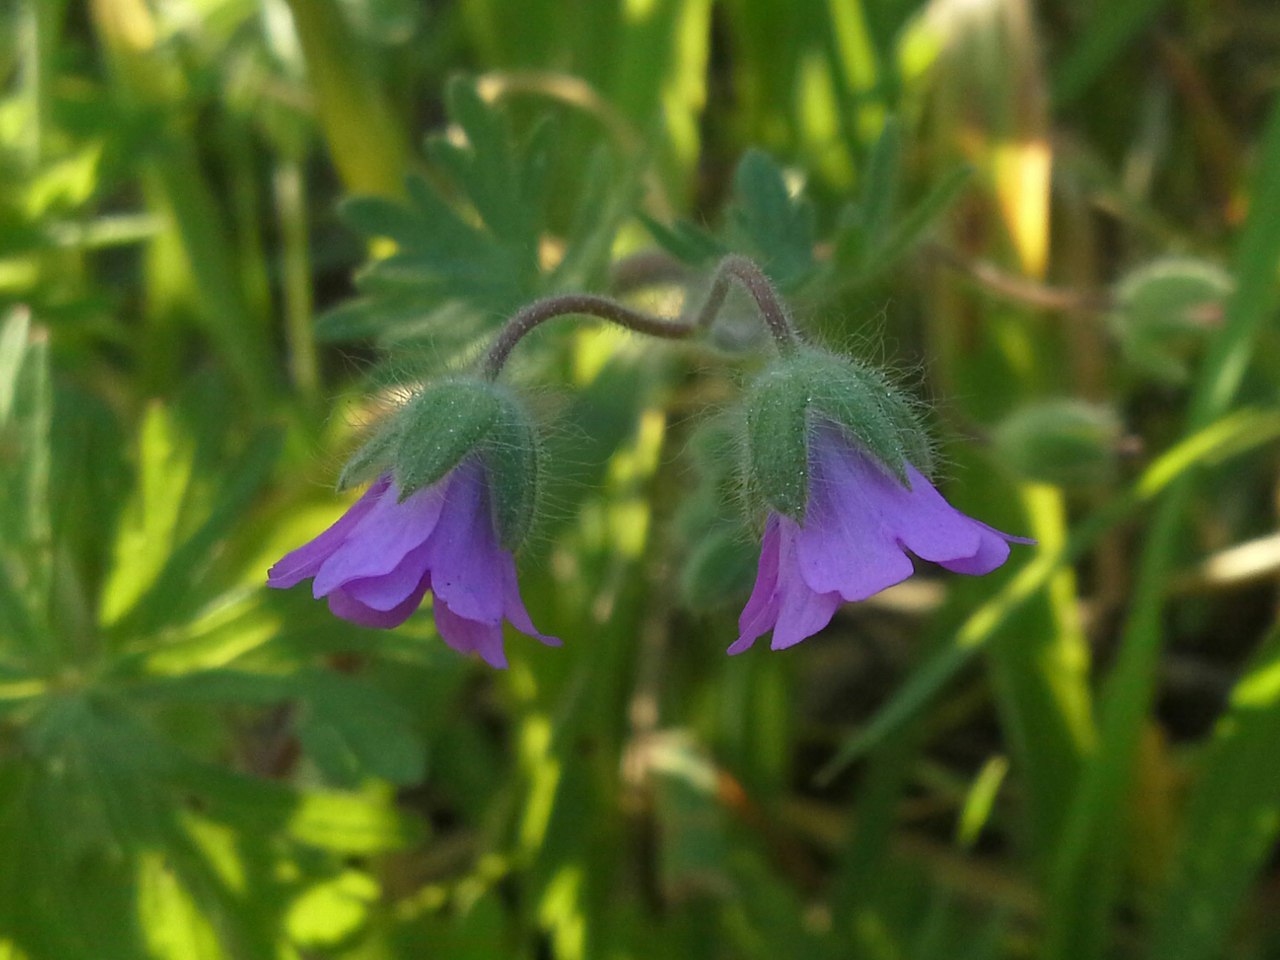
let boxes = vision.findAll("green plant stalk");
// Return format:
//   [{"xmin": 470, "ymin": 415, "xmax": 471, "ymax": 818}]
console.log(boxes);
[
  {"xmin": 561, "ymin": 0, "xmax": 711, "ymax": 207},
  {"xmin": 1145, "ymin": 624, "xmax": 1280, "ymax": 959},
  {"xmin": 283, "ymin": 0, "xmax": 408, "ymax": 197},
  {"xmin": 981, "ymin": 479, "xmax": 1093, "ymax": 866},
  {"xmin": 821, "ymin": 0, "xmax": 881, "ymax": 150},
  {"xmin": 89, "ymin": 0, "xmax": 277, "ymax": 407},
  {"xmin": 16, "ymin": 0, "xmax": 68, "ymax": 168},
  {"xmin": 274, "ymin": 160, "xmax": 319, "ymax": 403},
  {"xmin": 1042, "ymin": 90, "xmax": 1280, "ymax": 960},
  {"xmin": 1052, "ymin": 0, "xmax": 1171, "ymax": 106}
]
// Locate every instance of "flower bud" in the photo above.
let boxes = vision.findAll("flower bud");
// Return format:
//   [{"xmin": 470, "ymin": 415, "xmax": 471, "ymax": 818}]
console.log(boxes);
[
  {"xmin": 339, "ymin": 378, "xmax": 540, "ymax": 547},
  {"xmin": 1109, "ymin": 257, "xmax": 1232, "ymax": 383},
  {"xmin": 744, "ymin": 347, "xmax": 931, "ymax": 519},
  {"xmin": 992, "ymin": 400, "xmax": 1125, "ymax": 489}
]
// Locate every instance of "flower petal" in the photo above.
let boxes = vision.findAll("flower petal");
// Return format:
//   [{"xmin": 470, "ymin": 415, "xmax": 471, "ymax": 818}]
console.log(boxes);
[
  {"xmin": 342, "ymin": 540, "xmax": 433, "ymax": 611},
  {"xmin": 327, "ymin": 572, "xmax": 431, "ymax": 629},
  {"xmin": 434, "ymin": 598, "xmax": 508, "ymax": 668},
  {"xmin": 797, "ymin": 445, "xmax": 916, "ymax": 600},
  {"xmin": 267, "ymin": 476, "xmax": 391, "ymax": 589},
  {"xmin": 940, "ymin": 521, "xmax": 1034, "ymax": 575},
  {"xmin": 422, "ymin": 461, "xmax": 505, "ymax": 624},
  {"xmin": 312, "ymin": 480, "xmax": 447, "ymax": 597},
  {"xmin": 501, "ymin": 560, "xmax": 561, "ymax": 646},
  {"xmin": 888, "ymin": 464, "xmax": 986, "ymax": 562},
  {"xmin": 769, "ymin": 521, "xmax": 843, "ymax": 650},
  {"xmin": 729, "ymin": 516, "xmax": 783, "ymax": 655}
]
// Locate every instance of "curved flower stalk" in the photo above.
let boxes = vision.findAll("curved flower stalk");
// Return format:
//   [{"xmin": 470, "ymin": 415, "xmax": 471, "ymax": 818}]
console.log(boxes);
[
  {"xmin": 268, "ymin": 460, "xmax": 558, "ymax": 668},
  {"xmin": 731, "ymin": 422, "xmax": 1033, "ymax": 654}
]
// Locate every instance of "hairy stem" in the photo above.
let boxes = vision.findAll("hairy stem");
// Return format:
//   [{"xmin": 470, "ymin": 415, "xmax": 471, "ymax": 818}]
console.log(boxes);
[
  {"xmin": 713, "ymin": 254, "xmax": 800, "ymax": 352},
  {"xmin": 480, "ymin": 293, "xmax": 695, "ymax": 379},
  {"xmin": 481, "ymin": 255, "xmax": 799, "ymax": 379}
]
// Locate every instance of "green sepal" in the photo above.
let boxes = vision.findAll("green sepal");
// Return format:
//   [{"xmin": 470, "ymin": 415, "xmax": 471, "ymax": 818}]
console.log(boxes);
[
  {"xmin": 806, "ymin": 360, "xmax": 910, "ymax": 483},
  {"xmin": 745, "ymin": 348, "xmax": 931, "ymax": 521},
  {"xmin": 391, "ymin": 379, "xmax": 503, "ymax": 497},
  {"xmin": 338, "ymin": 378, "xmax": 541, "ymax": 548},
  {"xmin": 336, "ymin": 422, "xmax": 401, "ymax": 492},
  {"xmin": 745, "ymin": 364, "xmax": 812, "ymax": 518},
  {"xmin": 478, "ymin": 396, "xmax": 541, "ymax": 549}
]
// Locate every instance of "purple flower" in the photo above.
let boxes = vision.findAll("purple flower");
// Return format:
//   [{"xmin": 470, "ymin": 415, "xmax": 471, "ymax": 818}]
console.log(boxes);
[
  {"xmin": 268, "ymin": 460, "xmax": 558, "ymax": 668},
  {"xmin": 731, "ymin": 422, "xmax": 1033, "ymax": 654}
]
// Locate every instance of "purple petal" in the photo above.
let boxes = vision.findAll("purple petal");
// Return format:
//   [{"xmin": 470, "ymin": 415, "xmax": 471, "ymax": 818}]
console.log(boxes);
[
  {"xmin": 267, "ymin": 476, "xmax": 391, "ymax": 589},
  {"xmin": 312, "ymin": 479, "xmax": 447, "ymax": 598},
  {"xmin": 812, "ymin": 428, "xmax": 981, "ymax": 564},
  {"xmin": 940, "ymin": 521, "xmax": 1034, "ymax": 575},
  {"xmin": 342, "ymin": 540, "xmax": 433, "ymax": 611},
  {"xmin": 797, "ymin": 444, "xmax": 916, "ymax": 600},
  {"xmin": 729, "ymin": 516, "xmax": 783, "ymax": 655},
  {"xmin": 889, "ymin": 464, "xmax": 986, "ymax": 562},
  {"xmin": 434, "ymin": 598, "xmax": 508, "ymax": 668},
  {"xmin": 421, "ymin": 461, "xmax": 505, "ymax": 624},
  {"xmin": 327, "ymin": 572, "xmax": 432, "ymax": 628},
  {"xmin": 768, "ymin": 521, "xmax": 843, "ymax": 650},
  {"xmin": 501, "ymin": 559, "xmax": 561, "ymax": 646}
]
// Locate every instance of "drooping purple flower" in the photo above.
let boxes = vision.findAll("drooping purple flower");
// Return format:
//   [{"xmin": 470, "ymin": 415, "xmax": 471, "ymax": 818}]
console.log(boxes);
[
  {"xmin": 268, "ymin": 459, "xmax": 558, "ymax": 668},
  {"xmin": 731, "ymin": 422, "xmax": 1033, "ymax": 654}
]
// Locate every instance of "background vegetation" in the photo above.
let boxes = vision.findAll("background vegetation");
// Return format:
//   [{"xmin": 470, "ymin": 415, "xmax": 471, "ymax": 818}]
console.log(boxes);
[{"xmin": 2, "ymin": 0, "xmax": 1280, "ymax": 957}]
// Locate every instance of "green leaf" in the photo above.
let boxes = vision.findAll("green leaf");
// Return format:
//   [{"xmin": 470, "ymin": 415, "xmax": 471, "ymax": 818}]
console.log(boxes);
[
  {"xmin": 727, "ymin": 149, "xmax": 817, "ymax": 292},
  {"xmin": 679, "ymin": 526, "xmax": 757, "ymax": 612},
  {"xmin": 0, "ymin": 309, "xmax": 52, "ymax": 630},
  {"xmin": 1146, "ymin": 626, "xmax": 1280, "ymax": 959},
  {"xmin": 328, "ymin": 80, "xmax": 571, "ymax": 346},
  {"xmin": 551, "ymin": 146, "xmax": 640, "ymax": 291},
  {"xmin": 856, "ymin": 164, "xmax": 971, "ymax": 284},
  {"xmin": 852, "ymin": 115, "xmax": 903, "ymax": 258},
  {"xmin": 647, "ymin": 733, "xmax": 732, "ymax": 899},
  {"xmin": 285, "ymin": 868, "xmax": 379, "ymax": 950},
  {"xmin": 99, "ymin": 403, "xmax": 196, "ymax": 627},
  {"xmin": 107, "ymin": 428, "xmax": 283, "ymax": 638},
  {"xmin": 136, "ymin": 852, "xmax": 222, "ymax": 960},
  {"xmin": 834, "ymin": 115, "xmax": 906, "ymax": 271},
  {"xmin": 127, "ymin": 668, "xmax": 427, "ymax": 788},
  {"xmin": 638, "ymin": 212, "xmax": 725, "ymax": 265},
  {"xmin": 176, "ymin": 758, "xmax": 421, "ymax": 854},
  {"xmin": 433, "ymin": 77, "xmax": 540, "ymax": 246},
  {"xmin": 1052, "ymin": 0, "xmax": 1170, "ymax": 105},
  {"xmin": 294, "ymin": 671, "xmax": 427, "ymax": 788},
  {"xmin": 993, "ymin": 400, "xmax": 1124, "ymax": 488}
]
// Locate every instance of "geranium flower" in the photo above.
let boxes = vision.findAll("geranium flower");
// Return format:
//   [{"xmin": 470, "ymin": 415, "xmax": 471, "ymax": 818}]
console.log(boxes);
[
  {"xmin": 268, "ymin": 459, "xmax": 558, "ymax": 668},
  {"xmin": 731, "ymin": 422, "xmax": 1032, "ymax": 654}
]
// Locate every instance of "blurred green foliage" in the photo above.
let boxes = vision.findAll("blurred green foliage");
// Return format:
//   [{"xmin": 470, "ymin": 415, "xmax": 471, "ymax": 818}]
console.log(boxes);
[{"xmin": 2, "ymin": 1, "xmax": 1280, "ymax": 958}]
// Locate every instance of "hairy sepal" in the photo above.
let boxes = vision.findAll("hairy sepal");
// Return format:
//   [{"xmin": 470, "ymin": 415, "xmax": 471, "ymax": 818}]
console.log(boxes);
[
  {"xmin": 745, "ymin": 348, "xmax": 929, "ymax": 520},
  {"xmin": 392, "ymin": 379, "xmax": 503, "ymax": 497},
  {"xmin": 480, "ymin": 396, "xmax": 541, "ymax": 549},
  {"xmin": 337, "ymin": 421, "xmax": 400, "ymax": 492},
  {"xmin": 746, "ymin": 364, "xmax": 812, "ymax": 519}
]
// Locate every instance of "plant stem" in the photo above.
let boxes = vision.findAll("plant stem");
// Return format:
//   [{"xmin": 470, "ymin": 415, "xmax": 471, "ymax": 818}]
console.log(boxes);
[
  {"xmin": 480, "ymin": 294, "xmax": 694, "ymax": 379},
  {"xmin": 714, "ymin": 255, "xmax": 800, "ymax": 352},
  {"xmin": 481, "ymin": 255, "xmax": 799, "ymax": 379}
]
